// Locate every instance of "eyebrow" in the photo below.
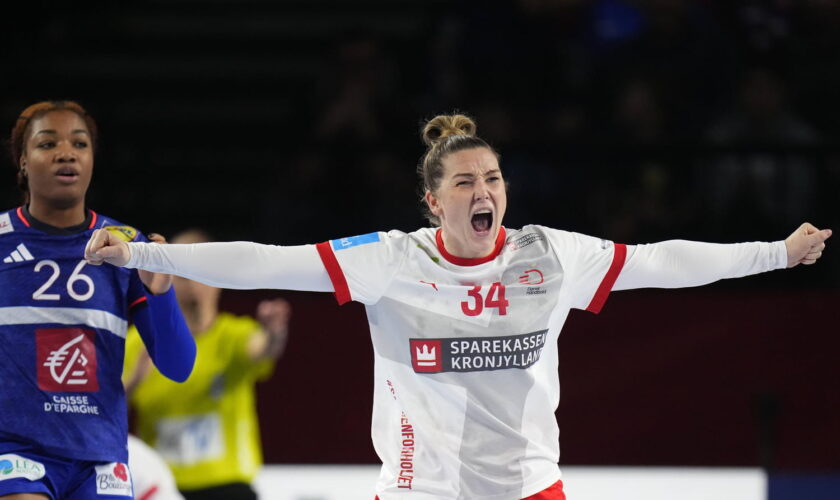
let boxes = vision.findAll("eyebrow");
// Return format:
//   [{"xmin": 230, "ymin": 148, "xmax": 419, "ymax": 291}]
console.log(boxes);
[
  {"xmin": 33, "ymin": 129, "xmax": 90, "ymax": 136},
  {"xmin": 452, "ymin": 169, "xmax": 501, "ymax": 179}
]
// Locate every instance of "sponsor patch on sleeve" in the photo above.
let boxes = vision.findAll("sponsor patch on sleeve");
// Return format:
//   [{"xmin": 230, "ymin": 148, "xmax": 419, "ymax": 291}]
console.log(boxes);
[
  {"xmin": 95, "ymin": 462, "xmax": 133, "ymax": 496},
  {"xmin": 331, "ymin": 232, "xmax": 380, "ymax": 251},
  {"xmin": 104, "ymin": 225, "xmax": 138, "ymax": 242},
  {"xmin": 0, "ymin": 213, "xmax": 13, "ymax": 236},
  {"xmin": 0, "ymin": 454, "xmax": 46, "ymax": 481}
]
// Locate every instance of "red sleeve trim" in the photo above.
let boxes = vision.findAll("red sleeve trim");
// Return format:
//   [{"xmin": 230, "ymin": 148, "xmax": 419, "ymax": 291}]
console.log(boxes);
[
  {"xmin": 137, "ymin": 485, "xmax": 159, "ymax": 500},
  {"xmin": 585, "ymin": 243, "xmax": 627, "ymax": 314},
  {"xmin": 316, "ymin": 241, "xmax": 352, "ymax": 306},
  {"xmin": 129, "ymin": 295, "xmax": 148, "ymax": 310}
]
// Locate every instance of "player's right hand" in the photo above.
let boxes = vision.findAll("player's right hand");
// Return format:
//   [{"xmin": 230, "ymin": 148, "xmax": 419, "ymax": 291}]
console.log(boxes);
[{"xmin": 85, "ymin": 228, "xmax": 131, "ymax": 267}]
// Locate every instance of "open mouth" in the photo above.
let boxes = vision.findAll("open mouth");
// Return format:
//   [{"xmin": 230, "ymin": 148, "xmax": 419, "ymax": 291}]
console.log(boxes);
[
  {"xmin": 471, "ymin": 210, "xmax": 493, "ymax": 234},
  {"xmin": 55, "ymin": 166, "xmax": 79, "ymax": 181}
]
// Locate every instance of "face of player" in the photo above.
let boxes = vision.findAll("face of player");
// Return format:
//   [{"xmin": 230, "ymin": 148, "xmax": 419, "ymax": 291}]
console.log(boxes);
[
  {"xmin": 20, "ymin": 110, "xmax": 94, "ymax": 210},
  {"xmin": 425, "ymin": 147, "xmax": 507, "ymax": 259}
]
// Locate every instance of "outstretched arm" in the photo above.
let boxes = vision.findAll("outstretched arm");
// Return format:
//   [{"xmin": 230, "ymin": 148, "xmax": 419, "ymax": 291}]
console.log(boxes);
[
  {"xmin": 85, "ymin": 229, "xmax": 333, "ymax": 292},
  {"xmin": 614, "ymin": 223, "xmax": 831, "ymax": 291}
]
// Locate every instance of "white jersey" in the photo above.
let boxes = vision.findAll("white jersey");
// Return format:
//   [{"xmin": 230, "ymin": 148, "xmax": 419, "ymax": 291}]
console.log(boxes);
[
  {"xmin": 128, "ymin": 434, "xmax": 185, "ymax": 500},
  {"xmin": 316, "ymin": 225, "xmax": 626, "ymax": 500}
]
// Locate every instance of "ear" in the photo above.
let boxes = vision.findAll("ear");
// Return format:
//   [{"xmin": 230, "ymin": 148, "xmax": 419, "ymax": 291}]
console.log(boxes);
[
  {"xmin": 19, "ymin": 155, "xmax": 27, "ymax": 170},
  {"xmin": 424, "ymin": 190, "xmax": 442, "ymax": 217}
]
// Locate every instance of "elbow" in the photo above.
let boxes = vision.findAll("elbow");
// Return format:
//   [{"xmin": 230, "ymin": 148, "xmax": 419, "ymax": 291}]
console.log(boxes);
[
  {"xmin": 158, "ymin": 341, "xmax": 197, "ymax": 383},
  {"xmin": 162, "ymin": 355, "xmax": 196, "ymax": 383}
]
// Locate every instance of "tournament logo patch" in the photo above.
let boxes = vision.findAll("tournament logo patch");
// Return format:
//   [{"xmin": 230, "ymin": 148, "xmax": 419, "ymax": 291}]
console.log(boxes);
[
  {"xmin": 410, "ymin": 330, "xmax": 548, "ymax": 373},
  {"xmin": 0, "ymin": 213, "xmax": 12, "ymax": 235},
  {"xmin": 95, "ymin": 462, "xmax": 132, "ymax": 496},
  {"xmin": 36, "ymin": 328, "xmax": 98, "ymax": 392},
  {"xmin": 0, "ymin": 454, "xmax": 46, "ymax": 481},
  {"xmin": 104, "ymin": 225, "xmax": 138, "ymax": 242},
  {"xmin": 506, "ymin": 232, "xmax": 545, "ymax": 251},
  {"xmin": 331, "ymin": 232, "xmax": 380, "ymax": 251}
]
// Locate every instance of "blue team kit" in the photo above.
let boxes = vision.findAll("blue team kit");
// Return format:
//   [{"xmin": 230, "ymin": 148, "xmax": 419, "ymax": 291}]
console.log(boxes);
[{"xmin": 0, "ymin": 206, "xmax": 150, "ymax": 498}]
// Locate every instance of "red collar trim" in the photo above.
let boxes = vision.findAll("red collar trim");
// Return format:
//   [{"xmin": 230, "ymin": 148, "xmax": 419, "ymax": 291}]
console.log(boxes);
[
  {"xmin": 16, "ymin": 206, "xmax": 97, "ymax": 230},
  {"xmin": 15, "ymin": 206, "xmax": 31, "ymax": 227},
  {"xmin": 435, "ymin": 227, "xmax": 507, "ymax": 266}
]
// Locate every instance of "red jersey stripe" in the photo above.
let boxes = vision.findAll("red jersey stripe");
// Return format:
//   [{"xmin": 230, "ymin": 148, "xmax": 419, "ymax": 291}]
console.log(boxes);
[
  {"xmin": 586, "ymin": 243, "xmax": 627, "ymax": 314},
  {"xmin": 129, "ymin": 295, "xmax": 148, "ymax": 310},
  {"xmin": 316, "ymin": 241, "xmax": 352, "ymax": 305},
  {"xmin": 137, "ymin": 485, "xmax": 159, "ymax": 500}
]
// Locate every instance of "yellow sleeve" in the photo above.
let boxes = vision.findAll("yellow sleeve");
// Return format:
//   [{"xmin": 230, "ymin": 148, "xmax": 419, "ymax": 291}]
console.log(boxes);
[{"xmin": 222, "ymin": 315, "xmax": 276, "ymax": 381}]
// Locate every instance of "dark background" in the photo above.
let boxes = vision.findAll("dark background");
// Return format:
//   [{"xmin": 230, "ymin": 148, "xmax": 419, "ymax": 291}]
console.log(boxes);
[{"xmin": 2, "ymin": 0, "xmax": 839, "ymax": 472}]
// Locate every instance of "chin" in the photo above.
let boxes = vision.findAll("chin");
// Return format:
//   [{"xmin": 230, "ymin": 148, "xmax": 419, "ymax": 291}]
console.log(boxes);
[{"xmin": 48, "ymin": 191, "xmax": 86, "ymax": 209}]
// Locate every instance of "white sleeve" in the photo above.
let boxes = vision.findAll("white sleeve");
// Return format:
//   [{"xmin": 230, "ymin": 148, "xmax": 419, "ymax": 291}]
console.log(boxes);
[
  {"xmin": 542, "ymin": 228, "xmax": 627, "ymax": 313},
  {"xmin": 125, "ymin": 241, "xmax": 333, "ymax": 292},
  {"xmin": 613, "ymin": 239, "xmax": 788, "ymax": 290},
  {"xmin": 314, "ymin": 231, "xmax": 405, "ymax": 305}
]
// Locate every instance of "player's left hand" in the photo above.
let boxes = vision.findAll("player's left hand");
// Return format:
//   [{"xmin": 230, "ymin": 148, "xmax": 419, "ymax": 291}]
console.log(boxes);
[
  {"xmin": 785, "ymin": 222, "xmax": 832, "ymax": 268},
  {"xmin": 138, "ymin": 233, "xmax": 173, "ymax": 294}
]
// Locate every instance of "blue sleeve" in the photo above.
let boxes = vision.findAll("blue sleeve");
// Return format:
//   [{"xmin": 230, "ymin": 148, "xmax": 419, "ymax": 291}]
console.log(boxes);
[{"xmin": 132, "ymin": 287, "xmax": 196, "ymax": 382}]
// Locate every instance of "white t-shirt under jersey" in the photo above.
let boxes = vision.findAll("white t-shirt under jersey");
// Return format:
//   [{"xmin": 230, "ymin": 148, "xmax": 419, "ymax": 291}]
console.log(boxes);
[{"xmin": 315, "ymin": 225, "xmax": 626, "ymax": 500}]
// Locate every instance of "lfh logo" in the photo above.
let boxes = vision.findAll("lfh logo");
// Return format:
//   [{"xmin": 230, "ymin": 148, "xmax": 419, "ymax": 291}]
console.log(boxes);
[
  {"xmin": 36, "ymin": 329, "xmax": 98, "ymax": 392},
  {"xmin": 410, "ymin": 340, "xmax": 442, "ymax": 373}
]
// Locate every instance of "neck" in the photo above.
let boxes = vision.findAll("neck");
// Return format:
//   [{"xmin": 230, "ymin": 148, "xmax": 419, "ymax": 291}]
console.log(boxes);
[
  {"xmin": 27, "ymin": 197, "xmax": 86, "ymax": 228},
  {"xmin": 179, "ymin": 300, "xmax": 218, "ymax": 336}
]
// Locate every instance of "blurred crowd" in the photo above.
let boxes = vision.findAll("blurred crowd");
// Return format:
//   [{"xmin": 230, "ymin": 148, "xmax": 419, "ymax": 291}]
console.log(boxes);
[
  {"xmin": 4, "ymin": 0, "xmax": 839, "ymax": 285},
  {"xmin": 274, "ymin": 1, "xmax": 839, "ymax": 244}
]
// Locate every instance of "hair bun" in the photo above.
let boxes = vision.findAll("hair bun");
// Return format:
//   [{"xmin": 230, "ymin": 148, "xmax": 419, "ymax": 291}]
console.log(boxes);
[{"xmin": 422, "ymin": 114, "xmax": 477, "ymax": 147}]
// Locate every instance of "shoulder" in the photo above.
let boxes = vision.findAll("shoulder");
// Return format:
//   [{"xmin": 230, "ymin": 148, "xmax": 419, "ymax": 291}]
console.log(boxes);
[
  {"xmin": 94, "ymin": 212, "xmax": 147, "ymax": 243},
  {"xmin": 0, "ymin": 207, "xmax": 27, "ymax": 240}
]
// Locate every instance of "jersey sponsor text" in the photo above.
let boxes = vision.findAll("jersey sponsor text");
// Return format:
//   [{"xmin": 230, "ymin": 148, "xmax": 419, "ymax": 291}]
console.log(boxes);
[{"xmin": 410, "ymin": 330, "xmax": 548, "ymax": 373}]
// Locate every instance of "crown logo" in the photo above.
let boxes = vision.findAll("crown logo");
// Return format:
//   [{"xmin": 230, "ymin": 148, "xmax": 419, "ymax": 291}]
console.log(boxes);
[{"xmin": 415, "ymin": 345, "xmax": 437, "ymax": 366}]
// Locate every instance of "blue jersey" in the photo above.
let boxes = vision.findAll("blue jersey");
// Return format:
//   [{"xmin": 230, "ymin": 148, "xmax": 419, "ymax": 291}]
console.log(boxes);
[{"xmin": 0, "ymin": 206, "xmax": 153, "ymax": 463}]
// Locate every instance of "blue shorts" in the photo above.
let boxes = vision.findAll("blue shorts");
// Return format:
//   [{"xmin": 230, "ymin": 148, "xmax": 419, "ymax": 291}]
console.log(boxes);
[{"xmin": 0, "ymin": 442, "xmax": 133, "ymax": 500}]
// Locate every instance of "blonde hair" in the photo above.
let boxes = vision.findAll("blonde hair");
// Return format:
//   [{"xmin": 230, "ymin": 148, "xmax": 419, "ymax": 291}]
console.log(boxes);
[{"xmin": 417, "ymin": 113, "xmax": 498, "ymax": 226}]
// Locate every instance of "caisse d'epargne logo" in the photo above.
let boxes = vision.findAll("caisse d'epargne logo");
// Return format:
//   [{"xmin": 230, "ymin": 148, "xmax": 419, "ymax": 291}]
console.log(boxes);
[{"xmin": 36, "ymin": 328, "xmax": 98, "ymax": 392}]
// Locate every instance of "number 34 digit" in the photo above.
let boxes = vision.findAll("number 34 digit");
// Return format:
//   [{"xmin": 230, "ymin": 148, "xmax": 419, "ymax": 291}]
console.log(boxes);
[{"xmin": 460, "ymin": 282, "xmax": 509, "ymax": 316}]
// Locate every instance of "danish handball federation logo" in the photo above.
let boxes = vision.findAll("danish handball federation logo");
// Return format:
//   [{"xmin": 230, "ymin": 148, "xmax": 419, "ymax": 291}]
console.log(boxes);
[{"xmin": 0, "ymin": 459, "xmax": 12, "ymax": 474}]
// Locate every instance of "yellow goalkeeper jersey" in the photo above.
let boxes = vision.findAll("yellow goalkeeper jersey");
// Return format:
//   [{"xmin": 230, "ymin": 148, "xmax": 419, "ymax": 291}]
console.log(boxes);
[{"xmin": 123, "ymin": 312, "xmax": 274, "ymax": 490}]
